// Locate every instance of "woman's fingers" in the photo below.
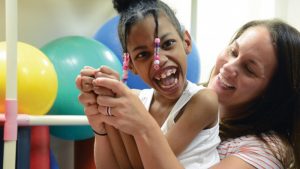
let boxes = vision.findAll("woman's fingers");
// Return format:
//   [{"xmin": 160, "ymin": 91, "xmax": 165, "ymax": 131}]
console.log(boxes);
[
  {"xmin": 96, "ymin": 66, "xmax": 120, "ymax": 80},
  {"xmin": 93, "ymin": 86, "xmax": 115, "ymax": 96},
  {"xmin": 93, "ymin": 77, "xmax": 128, "ymax": 97},
  {"xmin": 75, "ymin": 75, "xmax": 83, "ymax": 90},
  {"xmin": 84, "ymin": 104, "xmax": 98, "ymax": 116},
  {"xmin": 78, "ymin": 92, "xmax": 97, "ymax": 106},
  {"xmin": 80, "ymin": 66, "xmax": 97, "ymax": 76},
  {"xmin": 76, "ymin": 66, "xmax": 98, "ymax": 92},
  {"xmin": 81, "ymin": 76, "xmax": 95, "ymax": 92}
]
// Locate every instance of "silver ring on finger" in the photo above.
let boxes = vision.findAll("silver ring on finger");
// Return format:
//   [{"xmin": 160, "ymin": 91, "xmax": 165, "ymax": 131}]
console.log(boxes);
[{"xmin": 106, "ymin": 106, "xmax": 112, "ymax": 116}]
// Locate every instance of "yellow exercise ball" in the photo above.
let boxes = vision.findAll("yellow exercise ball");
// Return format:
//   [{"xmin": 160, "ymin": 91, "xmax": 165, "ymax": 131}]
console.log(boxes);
[{"xmin": 0, "ymin": 42, "xmax": 58, "ymax": 115}]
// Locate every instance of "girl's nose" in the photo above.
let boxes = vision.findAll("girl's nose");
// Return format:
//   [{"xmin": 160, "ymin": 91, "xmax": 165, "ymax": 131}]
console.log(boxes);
[{"xmin": 153, "ymin": 52, "xmax": 168, "ymax": 70}]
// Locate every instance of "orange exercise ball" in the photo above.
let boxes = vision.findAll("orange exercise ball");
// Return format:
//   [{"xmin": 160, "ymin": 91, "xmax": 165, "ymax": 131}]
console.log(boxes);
[{"xmin": 0, "ymin": 42, "xmax": 58, "ymax": 115}]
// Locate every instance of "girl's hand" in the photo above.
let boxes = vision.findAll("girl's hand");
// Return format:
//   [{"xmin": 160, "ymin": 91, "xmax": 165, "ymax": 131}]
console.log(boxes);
[{"xmin": 75, "ymin": 66, "xmax": 98, "ymax": 92}]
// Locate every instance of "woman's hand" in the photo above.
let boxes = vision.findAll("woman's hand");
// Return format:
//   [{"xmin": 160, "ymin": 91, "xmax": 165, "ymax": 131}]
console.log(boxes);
[
  {"xmin": 93, "ymin": 77, "xmax": 154, "ymax": 136},
  {"xmin": 75, "ymin": 66, "xmax": 98, "ymax": 92},
  {"xmin": 75, "ymin": 66, "xmax": 108, "ymax": 134}
]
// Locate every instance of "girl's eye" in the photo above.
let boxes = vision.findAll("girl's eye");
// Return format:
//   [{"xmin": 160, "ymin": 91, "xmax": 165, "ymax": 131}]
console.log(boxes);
[
  {"xmin": 161, "ymin": 39, "xmax": 176, "ymax": 49},
  {"xmin": 135, "ymin": 51, "xmax": 151, "ymax": 60}
]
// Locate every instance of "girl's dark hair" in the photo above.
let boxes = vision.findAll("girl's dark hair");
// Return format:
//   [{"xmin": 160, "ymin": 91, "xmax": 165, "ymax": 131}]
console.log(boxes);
[
  {"xmin": 112, "ymin": 0, "xmax": 183, "ymax": 53},
  {"xmin": 220, "ymin": 19, "xmax": 300, "ymax": 168}
]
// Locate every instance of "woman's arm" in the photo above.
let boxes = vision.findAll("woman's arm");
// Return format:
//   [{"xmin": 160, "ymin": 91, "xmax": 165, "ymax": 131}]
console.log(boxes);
[{"xmin": 211, "ymin": 156, "xmax": 255, "ymax": 169}]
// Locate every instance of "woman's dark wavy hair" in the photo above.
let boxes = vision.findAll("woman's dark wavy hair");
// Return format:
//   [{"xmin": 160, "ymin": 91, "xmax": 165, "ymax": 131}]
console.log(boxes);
[
  {"xmin": 220, "ymin": 19, "xmax": 300, "ymax": 168},
  {"xmin": 112, "ymin": 0, "xmax": 183, "ymax": 53}
]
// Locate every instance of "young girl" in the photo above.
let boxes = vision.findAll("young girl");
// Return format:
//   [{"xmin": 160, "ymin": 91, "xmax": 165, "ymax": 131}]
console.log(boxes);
[{"xmin": 76, "ymin": 0, "xmax": 220, "ymax": 168}]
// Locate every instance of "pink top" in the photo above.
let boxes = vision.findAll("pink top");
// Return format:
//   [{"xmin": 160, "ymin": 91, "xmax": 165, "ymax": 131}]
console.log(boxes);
[{"xmin": 217, "ymin": 135, "xmax": 284, "ymax": 169}]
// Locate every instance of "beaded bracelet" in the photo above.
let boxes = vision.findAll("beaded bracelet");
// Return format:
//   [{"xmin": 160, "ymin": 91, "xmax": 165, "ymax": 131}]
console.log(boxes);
[{"xmin": 93, "ymin": 129, "xmax": 108, "ymax": 136}]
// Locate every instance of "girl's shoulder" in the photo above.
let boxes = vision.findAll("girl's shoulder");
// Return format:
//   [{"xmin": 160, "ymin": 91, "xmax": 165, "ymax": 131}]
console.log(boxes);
[{"xmin": 131, "ymin": 88, "xmax": 141, "ymax": 95}]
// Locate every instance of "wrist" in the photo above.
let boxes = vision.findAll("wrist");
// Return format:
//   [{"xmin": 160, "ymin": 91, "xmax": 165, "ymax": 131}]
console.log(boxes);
[
  {"xmin": 93, "ymin": 125, "xmax": 107, "ymax": 136},
  {"xmin": 93, "ymin": 129, "xmax": 107, "ymax": 136}
]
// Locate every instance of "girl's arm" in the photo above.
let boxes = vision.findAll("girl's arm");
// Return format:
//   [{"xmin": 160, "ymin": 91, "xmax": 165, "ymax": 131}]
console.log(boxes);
[
  {"xmin": 94, "ymin": 134, "xmax": 121, "ymax": 169},
  {"xmin": 166, "ymin": 88, "xmax": 219, "ymax": 155},
  {"xmin": 78, "ymin": 92, "xmax": 121, "ymax": 169},
  {"xmin": 94, "ymin": 67, "xmax": 144, "ymax": 169},
  {"xmin": 134, "ymin": 116, "xmax": 185, "ymax": 169}
]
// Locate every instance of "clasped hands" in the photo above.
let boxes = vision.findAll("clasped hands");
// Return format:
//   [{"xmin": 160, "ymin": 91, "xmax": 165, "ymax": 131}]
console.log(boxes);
[{"xmin": 75, "ymin": 66, "xmax": 151, "ymax": 136}]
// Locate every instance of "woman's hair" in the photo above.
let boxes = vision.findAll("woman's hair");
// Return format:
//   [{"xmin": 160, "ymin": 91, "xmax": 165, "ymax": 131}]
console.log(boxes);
[
  {"xmin": 220, "ymin": 19, "xmax": 300, "ymax": 168},
  {"xmin": 112, "ymin": 0, "xmax": 183, "ymax": 53}
]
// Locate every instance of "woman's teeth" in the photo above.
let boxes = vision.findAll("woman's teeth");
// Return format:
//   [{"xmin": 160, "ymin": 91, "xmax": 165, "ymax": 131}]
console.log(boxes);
[{"xmin": 218, "ymin": 74, "xmax": 235, "ymax": 89}]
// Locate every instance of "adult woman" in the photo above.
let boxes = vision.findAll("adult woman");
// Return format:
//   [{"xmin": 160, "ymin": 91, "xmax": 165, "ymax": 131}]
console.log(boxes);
[
  {"xmin": 78, "ymin": 19, "xmax": 300, "ymax": 168},
  {"xmin": 208, "ymin": 19, "xmax": 300, "ymax": 168}
]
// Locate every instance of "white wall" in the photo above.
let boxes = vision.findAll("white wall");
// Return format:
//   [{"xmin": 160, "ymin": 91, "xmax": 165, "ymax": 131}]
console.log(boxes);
[
  {"xmin": 165, "ymin": 0, "xmax": 300, "ymax": 83},
  {"xmin": 0, "ymin": 0, "xmax": 116, "ymax": 47}
]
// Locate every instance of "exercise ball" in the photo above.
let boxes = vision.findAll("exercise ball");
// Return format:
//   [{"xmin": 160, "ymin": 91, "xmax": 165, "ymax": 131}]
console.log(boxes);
[
  {"xmin": 0, "ymin": 42, "xmax": 58, "ymax": 115},
  {"xmin": 187, "ymin": 41, "xmax": 201, "ymax": 83},
  {"xmin": 41, "ymin": 36, "xmax": 122, "ymax": 140},
  {"xmin": 94, "ymin": 16, "xmax": 201, "ymax": 88},
  {"xmin": 94, "ymin": 16, "xmax": 149, "ymax": 89}
]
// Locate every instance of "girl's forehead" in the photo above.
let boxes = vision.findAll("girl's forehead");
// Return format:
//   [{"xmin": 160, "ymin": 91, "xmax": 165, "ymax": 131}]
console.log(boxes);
[{"xmin": 128, "ymin": 15, "xmax": 175, "ymax": 39}]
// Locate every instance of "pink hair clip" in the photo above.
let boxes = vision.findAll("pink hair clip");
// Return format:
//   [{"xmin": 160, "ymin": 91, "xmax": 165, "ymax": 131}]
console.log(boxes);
[
  {"xmin": 153, "ymin": 38, "xmax": 160, "ymax": 70},
  {"xmin": 122, "ymin": 52, "xmax": 130, "ymax": 83}
]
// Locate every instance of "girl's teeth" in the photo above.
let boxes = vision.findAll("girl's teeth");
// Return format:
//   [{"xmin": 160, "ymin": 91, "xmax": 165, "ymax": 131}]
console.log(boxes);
[{"xmin": 154, "ymin": 68, "xmax": 177, "ymax": 80}]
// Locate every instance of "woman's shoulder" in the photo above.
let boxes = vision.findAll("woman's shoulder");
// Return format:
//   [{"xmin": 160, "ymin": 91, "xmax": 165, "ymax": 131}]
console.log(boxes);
[
  {"xmin": 218, "ymin": 134, "xmax": 286, "ymax": 154},
  {"xmin": 218, "ymin": 134, "xmax": 285, "ymax": 169}
]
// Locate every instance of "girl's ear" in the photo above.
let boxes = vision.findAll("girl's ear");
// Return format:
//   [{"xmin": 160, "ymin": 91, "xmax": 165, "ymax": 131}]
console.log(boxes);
[{"xmin": 183, "ymin": 30, "xmax": 192, "ymax": 55}]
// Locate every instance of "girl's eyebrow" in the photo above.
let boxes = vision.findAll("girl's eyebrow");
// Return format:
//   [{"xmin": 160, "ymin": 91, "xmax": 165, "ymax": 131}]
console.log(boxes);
[
  {"xmin": 132, "ymin": 45, "xmax": 148, "ymax": 52},
  {"xmin": 160, "ymin": 32, "xmax": 171, "ymax": 41},
  {"xmin": 132, "ymin": 33, "xmax": 172, "ymax": 52}
]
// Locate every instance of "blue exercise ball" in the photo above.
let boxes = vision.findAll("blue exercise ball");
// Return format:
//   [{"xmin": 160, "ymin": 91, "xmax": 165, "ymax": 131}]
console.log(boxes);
[
  {"xmin": 41, "ymin": 36, "xmax": 122, "ymax": 140},
  {"xmin": 94, "ymin": 16, "xmax": 201, "ymax": 88},
  {"xmin": 187, "ymin": 41, "xmax": 201, "ymax": 83}
]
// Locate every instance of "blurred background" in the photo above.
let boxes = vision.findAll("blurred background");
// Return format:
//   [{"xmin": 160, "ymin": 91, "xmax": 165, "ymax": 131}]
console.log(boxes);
[
  {"xmin": 1, "ymin": 0, "xmax": 299, "ymax": 168},
  {"xmin": 1, "ymin": 0, "xmax": 299, "ymax": 82}
]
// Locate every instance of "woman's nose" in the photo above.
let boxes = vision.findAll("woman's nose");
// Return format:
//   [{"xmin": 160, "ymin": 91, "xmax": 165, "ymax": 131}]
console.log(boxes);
[{"xmin": 221, "ymin": 60, "xmax": 238, "ymax": 78}]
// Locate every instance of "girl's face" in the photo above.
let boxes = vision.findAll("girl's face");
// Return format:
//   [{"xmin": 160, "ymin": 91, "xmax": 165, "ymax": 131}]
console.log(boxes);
[
  {"xmin": 126, "ymin": 14, "xmax": 192, "ymax": 100},
  {"xmin": 208, "ymin": 26, "xmax": 277, "ymax": 116}
]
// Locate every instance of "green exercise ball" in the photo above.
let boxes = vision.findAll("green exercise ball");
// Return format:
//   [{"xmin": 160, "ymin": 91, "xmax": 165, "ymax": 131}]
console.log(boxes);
[{"xmin": 41, "ymin": 36, "xmax": 122, "ymax": 140}]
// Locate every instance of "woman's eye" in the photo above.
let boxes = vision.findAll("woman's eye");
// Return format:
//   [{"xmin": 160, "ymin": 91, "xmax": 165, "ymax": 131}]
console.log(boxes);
[
  {"xmin": 245, "ymin": 65, "xmax": 256, "ymax": 76},
  {"xmin": 161, "ymin": 39, "xmax": 176, "ymax": 49},
  {"xmin": 228, "ymin": 48, "xmax": 238, "ymax": 58}
]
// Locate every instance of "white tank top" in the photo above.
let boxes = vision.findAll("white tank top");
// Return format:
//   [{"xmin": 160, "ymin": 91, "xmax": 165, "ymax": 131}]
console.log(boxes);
[{"xmin": 139, "ymin": 81, "xmax": 220, "ymax": 169}]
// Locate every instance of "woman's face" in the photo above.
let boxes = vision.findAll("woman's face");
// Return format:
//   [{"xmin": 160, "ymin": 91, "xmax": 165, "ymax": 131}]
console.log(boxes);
[{"xmin": 209, "ymin": 26, "xmax": 277, "ymax": 115}]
